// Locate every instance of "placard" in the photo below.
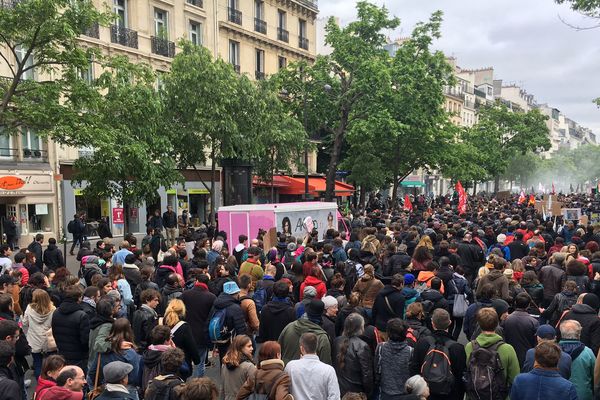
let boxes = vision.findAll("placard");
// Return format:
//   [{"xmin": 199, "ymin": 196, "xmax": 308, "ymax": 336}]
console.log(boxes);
[
  {"xmin": 562, "ymin": 208, "xmax": 582, "ymax": 222},
  {"xmin": 112, "ymin": 207, "xmax": 124, "ymax": 224},
  {"xmin": 35, "ymin": 204, "xmax": 48, "ymax": 215},
  {"xmin": 263, "ymin": 227, "xmax": 277, "ymax": 252}
]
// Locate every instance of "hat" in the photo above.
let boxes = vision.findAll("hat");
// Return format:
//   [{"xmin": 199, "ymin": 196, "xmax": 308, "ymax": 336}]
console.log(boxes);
[
  {"xmin": 287, "ymin": 242, "xmax": 297, "ymax": 252},
  {"xmin": 496, "ymin": 234, "xmax": 506, "ymax": 244},
  {"xmin": 103, "ymin": 361, "xmax": 133, "ymax": 384},
  {"xmin": 322, "ymin": 296, "xmax": 337, "ymax": 310},
  {"xmin": 491, "ymin": 299, "xmax": 509, "ymax": 317},
  {"xmin": 536, "ymin": 324, "xmax": 556, "ymax": 339},
  {"xmin": 223, "ymin": 281, "xmax": 240, "ymax": 295},
  {"xmin": 303, "ymin": 286, "xmax": 317, "ymax": 299},
  {"xmin": 404, "ymin": 273, "xmax": 415, "ymax": 285},
  {"xmin": 0, "ymin": 275, "xmax": 16, "ymax": 286},
  {"xmin": 583, "ymin": 293, "xmax": 600, "ymax": 312},
  {"xmin": 503, "ymin": 268, "xmax": 514, "ymax": 280},
  {"xmin": 306, "ymin": 299, "xmax": 325, "ymax": 318}
]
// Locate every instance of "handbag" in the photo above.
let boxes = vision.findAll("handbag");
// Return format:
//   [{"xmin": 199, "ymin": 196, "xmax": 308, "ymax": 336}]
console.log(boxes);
[
  {"xmin": 88, "ymin": 354, "xmax": 102, "ymax": 400},
  {"xmin": 450, "ymin": 279, "xmax": 469, "ymax": 318},
  {"xmin": 44, "ymin": 328, "xmax": 57, "ymax": 353}
]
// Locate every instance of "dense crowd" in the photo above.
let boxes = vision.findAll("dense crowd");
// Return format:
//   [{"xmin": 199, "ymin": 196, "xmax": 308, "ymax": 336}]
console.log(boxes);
[{"xmin": 0, "ymin": 193, "xmax": 600, "ymax": 400}]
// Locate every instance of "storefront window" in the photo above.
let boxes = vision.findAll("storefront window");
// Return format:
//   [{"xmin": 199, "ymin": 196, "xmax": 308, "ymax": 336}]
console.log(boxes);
[{"xmin": 27, "ymin": 203, "xmax": 53, "ymax": 233}]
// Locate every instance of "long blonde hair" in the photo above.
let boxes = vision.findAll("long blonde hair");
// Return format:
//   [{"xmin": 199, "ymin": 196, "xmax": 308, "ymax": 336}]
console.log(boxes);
[
  {"xmin": 164, "ymin": 299, "xmax": 185, "ymax": 328},
  {"xmin": 30, "ymin": 289, "xmax": 55, "ymax": 315}
]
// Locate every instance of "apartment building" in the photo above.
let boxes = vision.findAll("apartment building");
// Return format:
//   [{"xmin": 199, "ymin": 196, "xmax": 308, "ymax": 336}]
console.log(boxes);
[{"xmin": 0, "ymin": 0, "xmax": 318, "ymax": 244}]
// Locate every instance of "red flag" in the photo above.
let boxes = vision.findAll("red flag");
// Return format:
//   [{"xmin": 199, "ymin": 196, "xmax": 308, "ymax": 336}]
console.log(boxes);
[
  {"xmin": 518, "ymin": 191, "xmax": 526, "ymax": 204},
  {"xmin": 528, "ymin": 194, "xmax": 535, "ymax": 206},
  {"xmin": 403, "ymin": 195, "xmax": 413, "ymax": 212},
  {"xmin": 552, "ymin": 183, "xmax": 556, "ymax": 195},
  {"xmin": 456, "ymin": 181, "xmax": 467, "ymax": 214}
]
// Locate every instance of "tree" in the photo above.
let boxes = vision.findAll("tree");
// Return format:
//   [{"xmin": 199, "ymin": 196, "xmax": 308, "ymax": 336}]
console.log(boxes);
[
  {"xmin": 462, "ymin": 104, "xmax": 551, "ymax": 192},
  {"xmin": 0, "ymin": 0, "xmax": 109, "ymax": 139},
  {"xmin": 382, "ymin": 11, "xmax": 456, "ymax": 203},
  {"xmin": 273, "ymin": 2, "xmax": 400, "ymax": 201},
  {"xmin": 556, "ymin": 0, "xmax": 600, "ymax": 17},
  {"xmin": 72, "ymin": 57, "xmax": 182, "ymax": 233}
]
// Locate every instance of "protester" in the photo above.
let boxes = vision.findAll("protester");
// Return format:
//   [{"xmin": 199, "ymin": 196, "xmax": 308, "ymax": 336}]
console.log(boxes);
[
  {"xmin": 237, "ymin": 341, "xmax": 292, "ymax": 400},
  {"xmin": 220, "ymin": 335, "xmax": 256, "ymax": 400},
  {"xmin": 522, "ymin": 324, "xmax": 572, "ymax": 378},
  {"xmin": 559, "ymin": 319, "xmax": 595, "ymax": 400}
]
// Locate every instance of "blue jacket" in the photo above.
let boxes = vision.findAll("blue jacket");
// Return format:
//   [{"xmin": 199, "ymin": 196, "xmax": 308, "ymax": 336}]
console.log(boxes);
[
  {"xmin": 560, "ymin": 340, "xmax": 596, "ymax": 400},
  {"xmin": 522, "ymin": 347, "xmax": 571, "ymax": 378},
  {"xmin": 510, "ymin": 369, "xmax": 578, "ymax": 400},
  {"xmin": 487, "ymin": 243, "xmax": 510, "ymax": 260},
  {"xmin": 87, "ymin": 349, "xmax": 142, "ymax": 388}
]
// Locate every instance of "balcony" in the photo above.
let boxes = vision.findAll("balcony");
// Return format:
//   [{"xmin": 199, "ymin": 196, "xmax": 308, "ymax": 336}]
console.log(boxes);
[
  {"xmin": 293, "ymin": 0, "xmax": 318, "ymax": 11},
  {"xmin": 255, "ymin": 71, "xmax": 265, "ymax": 80},
  {"xmin": 151, "ymin": 36, "xmax": 176, "ymax": 58},
  {"xmin": 299, "ymin": 36, "xmax": 309, "ymax": 50},
  {"xmin": 0, "ymin": 0, "xmax": 19, "ymax": 8},
  {"xmin": 232, "ymin": 64, "xmax": 240, "ymax": 74},
  {"xmin": 277, "ymin": 27, "xmax": 289, "ymax": 43},
  {"xmin": 110, "ymin": 25, "xmax": 138, "ymax": 48},
  {"xmin": 186, "ymin": 0, "xmax": 203, "ymax": 7},
  {"xmin": 0, "ymin": 148, "xmax": 48, "ymax": 163},
  {"xmin": 228, "ymin": 7, "xmax": 242, "ymax": 25},
  {"xmin": 83, "ymin": 22, "xmax": 100, "ymax": 39},
  {"xmin": 254, "ymin": 18, "xmax": 267, "ymax": 34}
]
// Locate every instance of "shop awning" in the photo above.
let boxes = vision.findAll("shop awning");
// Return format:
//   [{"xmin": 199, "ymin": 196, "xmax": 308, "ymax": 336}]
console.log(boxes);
[
  {"xmin": 254, "ymin": 175, "xmax": 354, "ymax": 197},
  {"xmin": 401, "ymin": 180, "xmax": 425, "ymax": 188}
]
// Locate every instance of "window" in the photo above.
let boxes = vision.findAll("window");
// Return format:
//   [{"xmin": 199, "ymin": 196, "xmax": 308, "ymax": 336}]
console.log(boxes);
[
  {"xmin": 229, "ymin": 40, "xmax": 240, "ymax": 71},
  {"xmin": 189, "ymin": 21, "xmax": 202, "ymax": 45},
  {"xmin": 154, "ymin": 8, "xmax": 168, "ymax": 39},
  {"xmin": 278, "ymin": 10, "xmax": 286, "ymax": 29},
  {"xmin": 22, "ymin": 128, "xmax": 42, "ymax": 159},
  {"xmin": 229, "ymin": 0, "xmax": 237, "ymax": 9},
  {"xmin": 0, "ymin": 127, "xmax": 11, "ymax": 158},
  {"xmin": 255, "ymin": 0, "xmax": 264, "ymax": 20},
  {"xmin": 278, "ymin": 56, "xmax": 287, "ymax": 70},
  {"xmin": 113, "ymin": 0, "xmax": 127, "ymax": 28},
  {"xmin": 255, "ymin": 49, "xmax": 264, "ymax": 79},
  {"xmin": 15, "ymin": 45, "xmax": 34, "ymax": 80},
  {"xmin": 299, "ymin": 19, "xmax": 307, "ymax": 38},
  {"xmin": 78, "ymin": 60, "xmax": 94, "ymax": 84}
]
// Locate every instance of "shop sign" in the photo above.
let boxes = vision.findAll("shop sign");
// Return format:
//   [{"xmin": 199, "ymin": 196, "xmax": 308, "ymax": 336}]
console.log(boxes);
[
  {"xmin": 166, "ymin": 189, "xmax": 177, "ymax": 195},
  {"xmin": 189, "ymin": 188, "xmax": 210, "ymax": 195},
  {"xmin": 0, "ymin": 171, "xmax": 53, "ymax": 195},
  {"xmin": 113, "ymin": 208, "xmax": 124, "ymax": 224}
]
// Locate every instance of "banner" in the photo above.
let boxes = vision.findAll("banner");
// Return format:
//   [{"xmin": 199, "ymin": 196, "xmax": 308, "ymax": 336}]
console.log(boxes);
[{"xmin": 403, "ymin": 195, "xmax": 413, "ymax": 212}]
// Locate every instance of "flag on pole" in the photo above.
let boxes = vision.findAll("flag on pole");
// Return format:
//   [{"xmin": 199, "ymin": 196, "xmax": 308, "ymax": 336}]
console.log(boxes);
[
  {"xmin": 528, "ymin": 194, "xmax": 535, "ymax": 206},
  {"xmin": 552, "ymin": 182, "xmax": 556, "ymax": 195},
  {"xmin": 456, "ymin": 181, "xmax": 467, "ymax": 214},
  {"xmin": 518, "ymin": 191, "xmax": 526, "ymax": 205},
  {"xmin": 542, "ymin": 206, "xmax": 547, "ymax": 222},
  {"xmin": 403, "ymin": 195, "xmax": 413, "ymax": 212}
]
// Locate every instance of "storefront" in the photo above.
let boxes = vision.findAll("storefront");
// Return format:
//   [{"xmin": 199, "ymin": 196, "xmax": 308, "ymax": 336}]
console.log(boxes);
[
  {"xmin": 160, "ymin": 184, "xmax": 217, "ymax": 228},
  {"xmin": 0, "ymin": 168, "xmax": 59, "ymax": 247}
]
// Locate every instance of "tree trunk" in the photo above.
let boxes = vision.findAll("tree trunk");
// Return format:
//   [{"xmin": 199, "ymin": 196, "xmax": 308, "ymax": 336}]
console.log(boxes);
[
  {"xmin": 359, "ymin": 186, "xmax": 366, "ymax": 210},
  {"xmin": 121, "ymin": 181, "xmax": 129, "ymax": 235},
  {"xmin": 391, "ymin": 175, "xmax": 399, "ymax": 209},
  {"xmin": 472, "ymin": 181, "xmax": 477, "ymax": 196},
  {"xmin": 270, "ymin": 151, "xmax": 275, "ymax": 203},
  {"xmin": 210, "ymin": 145, "xmax": 216, "ymax": 226},
  {"xmin": 325, "ymin": 110, "xmax": 349, "ymax": 202},
  {"xmin": 494, "ymin": 175, "xmax": 500, "ymax": 193}
]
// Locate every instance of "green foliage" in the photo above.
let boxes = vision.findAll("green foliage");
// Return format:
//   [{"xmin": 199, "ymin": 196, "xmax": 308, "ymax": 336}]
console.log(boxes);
[
  {"xmin": 72, "ymin": 57, "xmax": 182, "ymax": 209},
  {"xmin": 273, "ymin": 1, "xmax": 400, "ymax": 201},
  {"xmin": 556, "ymin": 0, "xmax": 600, "ymax": 17},
  {"xmin": 0, "ymin": 0, "xmax": 111, "ymax": 138}
]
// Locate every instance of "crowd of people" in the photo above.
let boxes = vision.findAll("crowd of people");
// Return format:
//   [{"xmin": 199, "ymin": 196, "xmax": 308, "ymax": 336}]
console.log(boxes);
[{"xmin": 0, "ymin": 193, "xmax": 600, "ymax": 400}]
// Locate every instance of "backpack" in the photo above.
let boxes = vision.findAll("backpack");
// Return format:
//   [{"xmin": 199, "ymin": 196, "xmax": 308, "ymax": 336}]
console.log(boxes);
[
  {"xmin": 247, "ymin": 371, "xmax": 287, "ymax": 400},
  {"xmin": 67, "ymin": 220, "xmax": 75, "ymax": 234},
  {"xmin": 465, "ymin": 340, "xmax": 509, "ymax": 400},
  {"xmin": 420, "ymin": 337, "xmax": 454, "ymax": 395},
  {"xmin": 208, "ymin": 308, "xmax": 231, "ymax": 343},
  {"xmin": 146, "ymin": 375, "xmax": 184, "ymax": 400},
  {"xmin": 344, "ymin": 260, "xmax": 359, "ymax": 290},
  {"xmin": 405, "ymin": 327, "xmax": 421, "ymax": 347},
  {"xmin": 557, "ymin": 292, "xmax": 577, "ymax": 315},
  {"xmin": 415, "ymin": 276, "xmax": 434, "ymax": 294},
  {"xmin": 252, "ymin": 287, "xmax": 268, "ymax": 314}
]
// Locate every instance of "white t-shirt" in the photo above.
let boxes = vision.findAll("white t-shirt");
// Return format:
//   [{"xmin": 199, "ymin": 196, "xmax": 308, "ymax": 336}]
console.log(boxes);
[{"xmin": 0, "ymin": 257, "xmax": 12, "ymax": 275}]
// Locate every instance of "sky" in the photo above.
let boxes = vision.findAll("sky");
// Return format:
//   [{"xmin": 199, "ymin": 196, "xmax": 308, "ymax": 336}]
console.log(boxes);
[{"xmin": 318, "ymin": 0, "xmax": 600, "ymax": 132}]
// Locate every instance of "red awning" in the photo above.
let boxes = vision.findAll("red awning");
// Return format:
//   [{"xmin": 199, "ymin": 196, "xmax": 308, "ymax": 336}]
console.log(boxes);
[{"xmin": 255, "ymin": 175, "xmax": 354, "ymax": 197}]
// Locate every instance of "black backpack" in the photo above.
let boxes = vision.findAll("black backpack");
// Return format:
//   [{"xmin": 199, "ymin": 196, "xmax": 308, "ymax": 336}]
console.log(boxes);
[
  {"xmin": 420, "ymin": 336, "xmax": 454, "ymax": 395},
  {"xmin": 465, "ymin": 340, "xmax": 509, "ymax": 400},
  {"xmin": 145, "ymin": 375, "xmax": 184, "ymax": 400}
]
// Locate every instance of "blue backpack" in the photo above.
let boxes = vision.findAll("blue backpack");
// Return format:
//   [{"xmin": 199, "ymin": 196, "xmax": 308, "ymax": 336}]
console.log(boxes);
[
  {"xmin": 252, "ymin": 287, "xmax": 268, "ymax": 313},
  {"xmin": 208, "ymin": 308, "xmax": 230, "ymax": 343}
]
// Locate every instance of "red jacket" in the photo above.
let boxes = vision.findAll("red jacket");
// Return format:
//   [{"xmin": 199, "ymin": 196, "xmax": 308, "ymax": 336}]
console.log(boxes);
[
  {"xmin": 38, "ymin": 386, "xmax": 83, "ymax": 400},
  {"xmin": 299, "ymin": 275, "xmax": 326, "ymax": 300}
]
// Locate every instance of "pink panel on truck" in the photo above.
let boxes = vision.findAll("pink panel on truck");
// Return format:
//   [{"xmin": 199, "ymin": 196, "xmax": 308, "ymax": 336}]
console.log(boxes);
[
  {"xmin": 229, "ymin": 212, "xmax": 250, "ymax": 249},
  {"xmin": 248, "ymin": 211, "xmax": 276, "ymax": 239}
]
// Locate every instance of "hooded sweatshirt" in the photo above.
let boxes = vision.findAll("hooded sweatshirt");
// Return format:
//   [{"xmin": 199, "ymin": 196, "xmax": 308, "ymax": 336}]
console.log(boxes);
[
  {"xmin": 465, "ymin": 333, "xmax": 520, "ymax": 385},
  {"xmin": 37, "ymin": 385, "xmax": 84, "ymax": 400},
  {"xmin": 34, "ymin": 377, "xmax": 57, "ymax": 399},
  {"xmin": 279, "ymin": 318, "xmax": 331, "ymax": 365},
  {"xmin": 560, "ymin": 340, "xmax": 595, "ymax": 400},
  {"xmin": 299, "ymin": 276, "xmax": 327, "ymax": 300},
  {"xmin": 475, "ymin": 269, "xmax": 510, "ymax": 301},
  {"xmin": 22, "ymin": 306, "xmax": 54, "ymax": 353},
  {"xmin": 416, "ymin": 271, "xmax": 445, "ymax": 294}
]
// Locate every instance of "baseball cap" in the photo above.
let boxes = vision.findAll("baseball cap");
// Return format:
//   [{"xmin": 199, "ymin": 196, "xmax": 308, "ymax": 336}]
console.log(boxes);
[
  {"xmin": 223, "ymin": 281, "xmax": 240, "ymax": 295},
  {"xmin": 404, "ymin": 273, "xmax": 415, "ymax": 285},
  {"xmin": 536, "ymin": 324, "xmax": 556, "ymax": 340},
  {"xmin": 103, "ymin": 361, "xmax": 133, "ymax": 384}
]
